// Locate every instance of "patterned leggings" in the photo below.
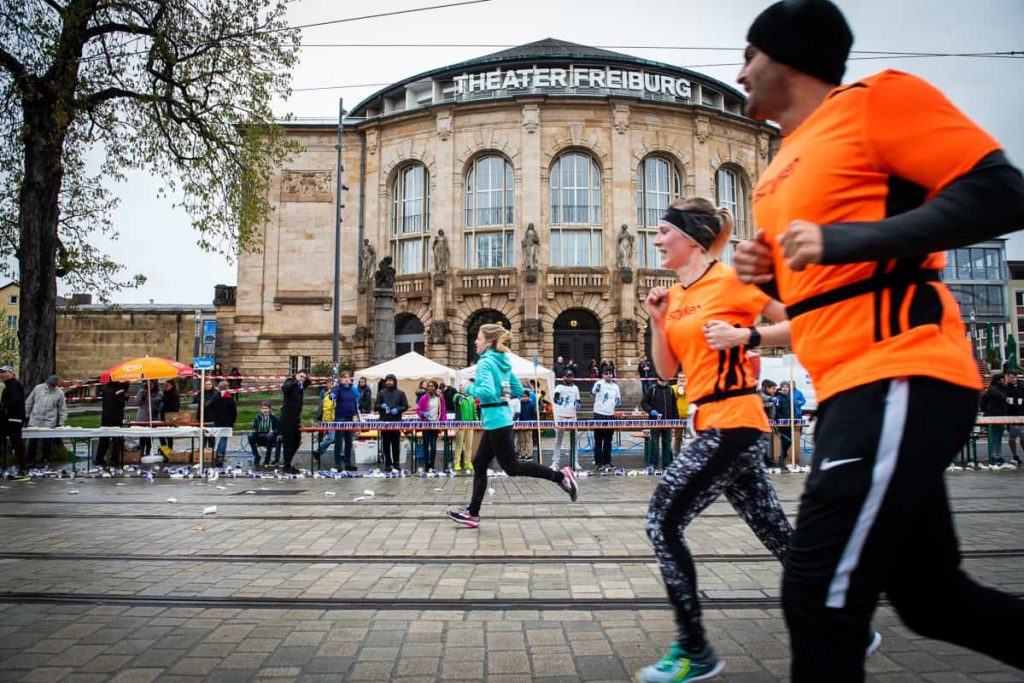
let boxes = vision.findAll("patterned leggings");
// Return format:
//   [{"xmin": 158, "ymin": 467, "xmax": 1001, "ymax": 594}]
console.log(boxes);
[{"xmin": 645, "ymin": 427, "xmax": 792, "ymax": 653}]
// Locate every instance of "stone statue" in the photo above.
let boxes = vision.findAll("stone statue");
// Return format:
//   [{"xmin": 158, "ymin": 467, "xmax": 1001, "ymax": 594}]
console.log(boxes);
[
  {"xmin": 374, "ymin": 255, "xmax": 396, "ymax": 289},
  {"xmin": 432, "ymin": 229, "xmax": 449, "ymax": 273},
  {"xmin": 360, "ymin": 239, "xmax": 376, "ymax": 281},
  {"xmin": 616, "ymin": 224, "xmax": 635, "ymax": 269},
  {"xmin": 522, "ymin": 222, "xmax": 540, "ymax": 270}
]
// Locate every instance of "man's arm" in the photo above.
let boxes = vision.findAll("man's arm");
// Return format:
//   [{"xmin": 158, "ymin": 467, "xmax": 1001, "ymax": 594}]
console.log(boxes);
[{"xmin": 790, "ymin": 151, "xmax": 1024, "ymax": 267}]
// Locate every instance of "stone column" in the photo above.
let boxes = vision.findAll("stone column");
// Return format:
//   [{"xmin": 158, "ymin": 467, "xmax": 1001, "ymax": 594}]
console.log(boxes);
[
  {"xmin": 610, "ymin": 103, "xmax": 637, "ymax": 369},
  {"xmin": 372, "ymin": 289, "xmax": 395, "ymax": 364},
  {"xmin": 520, "ymin": 101, "xmax": 543, "ymax": 360}
]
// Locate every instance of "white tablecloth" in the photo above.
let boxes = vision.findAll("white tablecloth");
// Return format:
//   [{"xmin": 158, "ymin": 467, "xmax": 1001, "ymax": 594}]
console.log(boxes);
[{"xmin": 22, "ymin": 427, "xmax": 233, "ymax": 439}]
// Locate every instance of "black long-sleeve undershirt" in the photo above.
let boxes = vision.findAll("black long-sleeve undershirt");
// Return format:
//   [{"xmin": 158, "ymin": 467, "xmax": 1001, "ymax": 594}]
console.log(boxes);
[{"xmin": 820, "ymin": 150, "xmax": 1024, "ymax": 265}]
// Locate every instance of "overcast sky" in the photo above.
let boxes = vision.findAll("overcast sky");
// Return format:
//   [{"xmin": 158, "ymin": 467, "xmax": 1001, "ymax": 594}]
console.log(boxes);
[{"xmin": 93, "ymin": 0, "xmax": 1024, "ymax": 304}]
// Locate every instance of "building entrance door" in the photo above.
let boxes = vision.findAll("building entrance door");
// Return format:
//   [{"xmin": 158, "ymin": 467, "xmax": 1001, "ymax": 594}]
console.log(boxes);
[{"xmin": 553, "ymin": 309, "xmax": 601, "ymax": 371}]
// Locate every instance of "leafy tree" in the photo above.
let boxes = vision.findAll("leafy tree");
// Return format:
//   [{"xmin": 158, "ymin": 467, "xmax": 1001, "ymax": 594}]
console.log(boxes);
[{"xmin": 0, "ymin": 0, "xmax": 300, "ymax": 388}]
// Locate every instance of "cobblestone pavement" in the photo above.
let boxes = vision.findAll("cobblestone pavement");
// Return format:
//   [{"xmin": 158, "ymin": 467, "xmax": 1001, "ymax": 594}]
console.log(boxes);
[{"xmin": 0, "ymin": 469, "xmax": 1021, "ymax": 681}]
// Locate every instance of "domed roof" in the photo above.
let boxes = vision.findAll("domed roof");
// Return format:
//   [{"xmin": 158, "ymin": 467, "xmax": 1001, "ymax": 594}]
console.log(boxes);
[{"xmin": 350, "ymin": 37, "xmax": 747, "ymax": 119}]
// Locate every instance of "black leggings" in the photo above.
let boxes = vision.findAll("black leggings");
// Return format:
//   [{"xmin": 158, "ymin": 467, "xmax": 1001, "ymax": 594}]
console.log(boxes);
[
  {"xmin": 468, "ymin": 426, "xmax": 562, "ymax": 516},
  {"xmin": 645, "ymin": 428, "xmax": 791, "ymax": 653},
  {"xmin": 784, "ymin": 377, "xmax": 1024, "ymax": 682}
]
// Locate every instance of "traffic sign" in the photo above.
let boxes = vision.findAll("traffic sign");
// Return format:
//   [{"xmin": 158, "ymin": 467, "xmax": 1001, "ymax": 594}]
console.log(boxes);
[{"xmin": 194, "ymin": 357, "xmax": 215, "ymax": 370}]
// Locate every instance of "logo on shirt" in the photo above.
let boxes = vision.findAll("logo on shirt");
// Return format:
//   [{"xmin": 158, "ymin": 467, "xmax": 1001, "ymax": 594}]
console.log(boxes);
[
  {"xmin": 667, "ymin": 304, "xmax": 702, "ymax": 320},
  {"xmin": 752, "ymin": 156, "xmax": 801, "ymax": 203}
]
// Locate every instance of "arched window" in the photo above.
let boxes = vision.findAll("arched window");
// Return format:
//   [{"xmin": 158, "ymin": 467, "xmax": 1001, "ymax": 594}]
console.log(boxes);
[
  {"xmin": 715, "ymin": 164, "xmax": 751, "ymax": 239},
  {"xmin": 391, "ymin": 164, "xmax": 430, "ymax": 274},
  {"xmin": 465, "ymin": 309, "xmax": 510, "ymax": 365},
  {"xmin": 550, "ymin": 152, "xmax": 602, "ymax": 266},
  {"xmin": 636, "ymin": 156, "xmax": 681, "ymax": 268},
  {"xmin": 465, "ymin": 155, "xmax": 515, "ymax": 269}
]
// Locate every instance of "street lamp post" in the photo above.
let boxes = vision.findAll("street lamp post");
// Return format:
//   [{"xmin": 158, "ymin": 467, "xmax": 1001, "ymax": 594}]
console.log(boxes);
[{"xmin": 332, "ymin": 98, "xmax": 346, "ymax": 380}]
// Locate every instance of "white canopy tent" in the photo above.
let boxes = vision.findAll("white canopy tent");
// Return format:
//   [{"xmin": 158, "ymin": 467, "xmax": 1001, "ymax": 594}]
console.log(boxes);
[
  {"xmin": 354, "ymin": 352, "xmax": 457, "ymax": 408},
  {"xmin": 456, "ymin": 352, "xmax": 556, "ymax": 399}
]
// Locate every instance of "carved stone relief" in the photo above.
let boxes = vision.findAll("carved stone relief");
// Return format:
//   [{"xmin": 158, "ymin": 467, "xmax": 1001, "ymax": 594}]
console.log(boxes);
[
  {"xmin": 436, "ymin": 111, "xmax": 453, "ymax": 140},
  {"xmin": 522, "ymin": 104, "xmax": 540, "ymax": 134},
  {"xmin": 695, "ymin": 115, "xmax": 710, "ymax": 144},
  {"xmin": 281, "ymin": 170, "xmax": 333, "ymax": 203},
  {"xmin": 613, "ymin": 105, "xmax": 630, "ymax": 135}
]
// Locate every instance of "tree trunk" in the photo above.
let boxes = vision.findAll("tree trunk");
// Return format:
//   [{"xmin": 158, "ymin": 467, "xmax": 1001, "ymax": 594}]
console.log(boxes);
[{"xmin": 18, "ymin": 95, "xmax": 66, "ymax": 390}]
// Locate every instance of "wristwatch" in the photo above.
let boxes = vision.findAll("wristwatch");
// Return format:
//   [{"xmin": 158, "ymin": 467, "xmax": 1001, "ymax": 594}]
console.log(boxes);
[{"xmin": 747, "ymin": 326, "xmax": 761, "ymax": 348}]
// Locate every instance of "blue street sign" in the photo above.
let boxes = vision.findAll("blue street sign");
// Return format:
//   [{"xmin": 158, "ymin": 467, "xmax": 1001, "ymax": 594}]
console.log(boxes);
[{"xmin": 194, "ymin": 357, "xmax": 215, "ymax": 370}]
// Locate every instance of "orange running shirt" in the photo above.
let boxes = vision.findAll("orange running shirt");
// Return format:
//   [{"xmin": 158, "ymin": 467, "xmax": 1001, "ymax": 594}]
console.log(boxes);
[
  {"xmin": 663, "ymin": 261, "xmax": 770, "ymax": 432},
  {"xmin": 752, "ymin": 70, "xmax": 999, "ymax": 403}
]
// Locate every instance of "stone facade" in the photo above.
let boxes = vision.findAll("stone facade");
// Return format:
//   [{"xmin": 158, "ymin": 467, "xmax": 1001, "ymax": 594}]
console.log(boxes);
[
  {"xmin": 222, "ymin": 40, "xmax": 779, "ymax": 376},
  {"xmin": 56, "ymin": 305, "xmax": 215, "ymax": 380}
]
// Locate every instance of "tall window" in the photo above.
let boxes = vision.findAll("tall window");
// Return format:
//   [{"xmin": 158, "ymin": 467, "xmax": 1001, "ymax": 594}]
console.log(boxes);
[
  {"xmin": 465, "ymin": 155, "xmax": 515, "ymax": 268},
  {"xmin": 288, "ymin": 356, "xmax": 311, "ymax": 376},
  {"xmin": 551, "ymin": 152, "xmax": 602, "ymax": 266},
  {"xmin": 5, "ymin": 315, "xmax": 16, "ymax": 330},
  {"xmin": 715, "ymin": 165, "xmax": 750, "ymax": 240},
  {"xmin": 636, "ymin": 156, "xmax": 681, "ymax": 268},
  {"xmin": 391, "ymin": 164, "xmax": 431, "ymax": 274}
]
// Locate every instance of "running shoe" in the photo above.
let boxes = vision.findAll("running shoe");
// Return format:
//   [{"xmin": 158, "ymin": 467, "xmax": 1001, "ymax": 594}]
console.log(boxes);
[
  {"xmin": 634, "ymin": 642, "xmax": 723, "ymax": 682},
  {"xmin": 559, "ymin": 466, "xmax": 579, "ymax": 502},
  {"xmin": 866, "ymin": 630, "xmax": 882, "ymax": 657},
  {"xmin": 444, "ymin": 505, "xmax": 480, "ymax": 528},
  {"xmin": 454, "ymin": 463, "xmax": 461, "ymax": 472}
]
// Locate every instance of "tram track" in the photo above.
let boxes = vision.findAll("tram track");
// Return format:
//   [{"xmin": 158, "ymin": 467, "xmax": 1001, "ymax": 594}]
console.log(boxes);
[
  {"xmin": 1, "ymin": 590, "xmax": 1021, "ymax": 612},
  {"xmin": 0, "ymin": 548, "xmax": 1021, "ymax": 565}
]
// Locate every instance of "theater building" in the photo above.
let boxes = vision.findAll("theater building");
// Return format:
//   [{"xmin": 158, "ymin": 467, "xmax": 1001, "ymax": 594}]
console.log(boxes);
[{"xmin": 219, "ymin": 38, "xmax": 779, "ymax": 374}]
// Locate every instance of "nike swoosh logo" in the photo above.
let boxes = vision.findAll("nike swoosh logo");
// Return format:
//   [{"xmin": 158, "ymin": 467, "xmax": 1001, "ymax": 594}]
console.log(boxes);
[{"xmin": 819, "ymin": 457, "xmax": 863, "ymax": 471}]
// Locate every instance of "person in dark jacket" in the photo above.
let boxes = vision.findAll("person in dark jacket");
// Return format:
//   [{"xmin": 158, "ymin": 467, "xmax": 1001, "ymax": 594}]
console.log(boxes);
[
  {"xmin": 356, "ymin": 376, "xmax": 373, "ymax": 414},
  {"xmin": 249, "ymin": 402, "xmax": 282, "ymax": 467},
  {"xmin": 775, "ymin": 383, "xmax": 794, "ymax": 471},
  {"xmin": 0, "ymin": 366, "xmax": 25, "ymax": 475},
  {"xmin": 280, "ymin": 371, "xmax": 308, "ymax": 473},
  {"xmin": 330, "ymin": 372, "xmax": 361, "ymax": 471},
  {"xmin": 95, "ymin": 379, "xmax": 129, "ymax": 468},
  {"xmin": 1004, "ymin": 371, "xmax": 1024, "ymax": 465},
  {"xmin": 191, "ymin": 377, "xmax": 220, "ymax": 449},
  {"xmin": 158, "ymin": 379, "xmax": 180, "ymax": 451},
  {"xmin": 209, "ymin": 381, "xmax": 237, "ymax": 467},
  {"xmin": 375, "ymin": 373, "xmax": 408, "ymax": 471},
  {"xmin": 641, "ymin": 377, "xmax": 679, "ymax": 468},
  {"xmin": 439, "ymin": 381, "xmax": 457, "ymax": 411},
  {"xmin": 981, "ymin": 372, "xmax": 1010, "ymax": 466}
]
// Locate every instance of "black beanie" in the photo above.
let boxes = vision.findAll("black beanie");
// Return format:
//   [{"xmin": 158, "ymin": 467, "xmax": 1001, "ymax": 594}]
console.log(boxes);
[{"xmin": 747, "ymin": 0, "xmax": 853, "ymax": 85}]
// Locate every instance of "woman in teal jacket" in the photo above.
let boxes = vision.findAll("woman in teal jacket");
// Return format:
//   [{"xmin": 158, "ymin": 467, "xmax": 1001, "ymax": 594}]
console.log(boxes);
[{"xmin": 445, "ymin": 324, "xmax": 579, "ymax": 528}]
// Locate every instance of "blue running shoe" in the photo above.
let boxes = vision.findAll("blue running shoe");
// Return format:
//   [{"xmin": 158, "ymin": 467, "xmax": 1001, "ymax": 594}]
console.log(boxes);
[{"xmin": 634, "ymin": 643, "xmax": 724, "ymax": 682}]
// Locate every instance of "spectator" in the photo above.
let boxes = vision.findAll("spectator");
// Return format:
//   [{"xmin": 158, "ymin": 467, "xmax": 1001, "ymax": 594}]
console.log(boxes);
[
  {"xmin": 565, "ymin": 358, "xmax": 579, "ymax": 378},
  {"xmin": 209, "ymin": 381, "xmax": 237, "ymax": 467},
  {"xmin": 981, "ymin": 372, "xmax": 1010, "ymax": 466},
  {"xmin": 213, "ymin": 362, "xmax": 223, "ymax": 380},
  {"xmin": 317, "ymin": 379, "xmax": 338, "ymax": 463},
  {"xmin": 452, "ymin": 380, "xmax": 478, "ymax": 472},
  {"xmin": 414, "ymin": 380, "xmax": 427, "ymax": 403},
  {"xmin": 776, "ymin": 383, "xmax": 794, "ymax": 471},
  {"xmin": 96, "ymin": 379, "xmax": 129, "ymax": 468},
  {"xmin": 158, "ymin": 379, "xmax": 180, "ymax": 452},
  {"xmin": 759, "ymin": 379, "xmax": 779, "ymax": 468},
  {"xmin": 191, "ymin": 377, "xmax": 219, "ymax": 450},
  {"xmin": 330, "ymin": 372, "xmax": 361, "ymax": 471},
  {"xmin": 280, "ymin": 370, "xmax": 308, "ymax": 474},
  {"xmin": 1006, "ymin": 371, "xmax": 1024, "ymax": 465},
  {"xmin": 375, "ymin": 373, "xmax": 408, "ymax": 471},
  {"xmin": 439, "ymin": 381, "xmax": 457, "ymax": 410},
  {"xmin": 588, "ymin": 358, "xmax": 599, "ymax": 379},
  {"xmin": 551, "ymin": 370, "xmax": 580, "ymax": 470},
  {"xmin": 25, "ymin": 374, "xmax": 68, "ymax": 466},
  {"xmin": 591, "ymin": 368, "xmax": 621, "ymax": 470},
  {"xmin": 356, "ymin": 376, "xmax": 373, "ymax": 414},
  {"xmin": 416, "ymin": 380, "xmax": 447, "ymax": 472},
  {"xmin": 638, "ymin": 356, "xmax": 654, "ymax": 394},
  {"xmin": 0, "ymin": 365, "xmax": 25, "ymax": 475},
  {"xmin": 248, "ymin": 402, "xmax": 281, "ymax": 467},
  {"xmin": 552, "ymin": 355, "xmax": 566, "ymax": 379},
  {"xmin": 134, "ymin": 380, "xmax": 161, "ymax": 457},
  {"xmin": 642, "ymin": 377, "xmax": 679, "ymax": 468},
  {"xmin": 228, "ymin": 367, "xmax": 243, "ymax": 391},
  {"xmin": 515, "ymin": 388, "xmax": 536, "ymax": 461},
  {"xmin": 672, "ymin": 373, "xmax": 692, "ymax": 456}
]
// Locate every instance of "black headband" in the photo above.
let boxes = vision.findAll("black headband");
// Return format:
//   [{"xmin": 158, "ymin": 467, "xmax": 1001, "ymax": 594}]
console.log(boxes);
[{"xmin": 660, "ymin": 208, "xmax": 720, "ymax": 251}]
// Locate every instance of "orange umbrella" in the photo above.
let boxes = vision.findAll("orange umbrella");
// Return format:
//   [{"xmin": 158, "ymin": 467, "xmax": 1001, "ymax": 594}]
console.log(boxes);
[{"xmin": 102, "ymin": 356, "xmax": 194, "ymax": 383}]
